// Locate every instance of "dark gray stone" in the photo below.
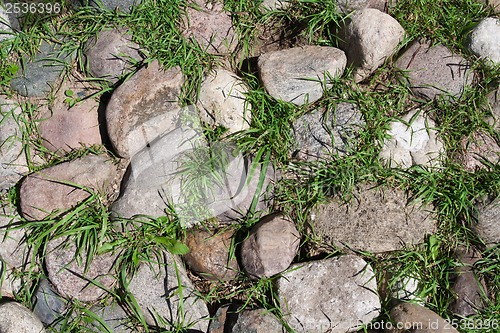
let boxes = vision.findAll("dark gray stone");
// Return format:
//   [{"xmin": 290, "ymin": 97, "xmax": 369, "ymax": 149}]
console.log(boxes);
[
  {"xmin": 33, "ymin": 279, "xmax": 67, "ymax": 326},
  {"xmin": 84, "ymin": 28, "xmax": 143, "ymax": 84},
  {"xmin": 90, "ymin": 303, "xmax": 133, "ymax": 333},
  {"xmin": 292, "ymin": 102, "xmax": 365, "ymax": 161},
  {"xmin": 278, "ymin": 255, "xmax": 380, "ymax": 333},
  {"xmin": 313, "ymin": 183, "xmax": 436, "ymax": 253},
  {"xmin": 240, "ymin": 214, "xmax": 300, "ymax": 279},
  {"xmin": 395, "ymin": 41, "xmax": 473, "ymax": 102},
  {"xmin": 258, "ymin": 46, "xmax": 346, "ymax": 105},
  {"xmin": 208, "ymin": 305, "xmax": 284, "ymax": 333},
  {"xmin": 11, "ymin": 41, "xmax": 74, "ymax": 97}
]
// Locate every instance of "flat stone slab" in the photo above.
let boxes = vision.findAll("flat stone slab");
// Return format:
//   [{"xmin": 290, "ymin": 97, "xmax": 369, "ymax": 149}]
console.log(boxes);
[
  {"xmin": 278, "ymin": 255, "xmax": 380, "ymax": 333},
  {"xmin": 313, "ymin": 183, "xmax": 436, "ymax": 253},
  {"xmin": 395, "ymin": 41, "xmax": 473, "ymax": 101},
  {"xmin": 106, "ymin": 60, "xmax": 184, "ymax": 158},
  {"xmin": 258, "ymin": 46, "xmax": 346, "ymax": 105}
]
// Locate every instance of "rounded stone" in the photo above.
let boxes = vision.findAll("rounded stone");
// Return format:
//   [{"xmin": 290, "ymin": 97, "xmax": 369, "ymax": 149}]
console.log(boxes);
[
  {"xmin": 467, "ymin": 17, "xmax": 500, "ymax": 65},
  {"xmin": 240, "ymin": 214, "xmax": 300, "ymax": 279},
  {"xmin": 0, "ymin": 302, "xmax": 46, "ymax": 333},
  {"xmin": 387, "ymin": 302, "xmax": 459, "ymax": 333}
]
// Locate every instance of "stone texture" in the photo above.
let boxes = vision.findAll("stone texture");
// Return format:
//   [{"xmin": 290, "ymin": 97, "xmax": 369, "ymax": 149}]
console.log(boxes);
[
  {"xmin": 292, "ymin": 102, "xmax": 365, "ymax": 160},
  {"xmin": 84, "ymin": 28, "xmax": 142, "ymax": 84},
  {"xmin": 183, "ymin": 1, "xmax": 238, "ymax": 54},
  {"xmin": 90, "ymin": 303, "xmax": 133, "ymax": 333},
  {"xmin": 33, "ymin": 279, "xmax": 67, "ymax": 326},
  {"xmin": 473, "ymin": 196, "xmax": 500, "ymax": 245},
  {"xmin": 467, "ymin": 17, "xmax": 500, "ymax": 65},
  {"xmin": 240, "ymin": 214, "xmax": 300, "ymax": 279},
  {"xmin": 458, "ymin": 129, "xmax": 500, "ymax": 171},
  {"xmin": 449, "ymin": 246, "xmax": 487, "ymax": 317},
  {"xmin": 11, "ymin": 41, "xmax": 74, "ymax": 97},
  {"xmin": 387, "ymin": 302, "xmax": 459, "ymax": 333},
  {"xmin": 0, "ymin": 98, "xmax": 28, "ymax": 190},
  {"xmin": 278, "ymin": 255, "xmax": 380, "ymax": 333},
  {"xmin": 183, "ymin": 229, "xmax": 239, "ymax": 281},
  {"xmin": 340, "ymin": 8, "xmax": 405, "ymax": 82},
  {"xmin": 260, "ymin": 0, "xmax": 290, "ymax": 11},
  {"xmin": 380, "ymin": 110, "xmax": 444, "ymax": 168},
  {"xmin": 38, "ymin": 79, "xmax": 101, "ymax": 153},
  {"xmin": 334, "ymin": 0, "xmax": 392, "ymax": 13},
  {"xmin": 127, "ymin": 254, "xmax": 209, "ymax": 331},
  {"xmin": 486, "ymin": 85, "xmax": 500, "ymax": 131},
  {"xmin": 380, "ymin": 272, "xmax": 423, "ymax": 306},
  {"xmin": 209, "ymin": 306, "xmax": 284, "ymax": 333},
  {"xmin": 0, "ymin": 5, "xmax": 14, "ymax": 42},
  {"xmin": 197, "ymin": 69, "xmax": 251, "ymax": 134},
  {"xmin": 19, "ymin": 154, "xmax": 117, "ymax": 221},
  {"xmin": 74, "ymin": 0, "xmax": 142, "ymax": 13},
  {"xmin": 0, "ymin": 302, "xmax": 46, "ymax": 332},
  {"xmin": 106, "ymin": 60, "xmax": 184, "ymax": 158},
  {"xmin": 258, "ymin": 46, "xmax": 346, "ymax": 105},
  {"xmin": 45, "ymin": 237, "xmax": 117, "ymax": 302},
  {"xmin": 313, "ymin": 183, "xmax": 436, "ymax": 253},
  {"xmin": 395, "ymin": 41, "xmax": 473, "ymax": 101}
]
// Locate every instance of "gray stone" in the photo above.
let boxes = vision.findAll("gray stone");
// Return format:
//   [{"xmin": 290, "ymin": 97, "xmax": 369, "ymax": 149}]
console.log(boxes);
[
  {"xmin": 313, "ymin": 183, "xmax": 436, "ymax": 253},
  {"xmin": 278, "ymin": 255, "xmax": 380, "ymax": 333},
  {"xmin": 183, "ymin": 1, "xmax": 238, "ymax": 55},
  {"xmin": 380, "ymin": 272, "xmax": 423, "ymax": 306},
  {"xmin": 292, "ymin": 102, "xmax": 365, "ymax": 161},
  {"xmin": 208, "ymin": 305, "xmax": 284, "ymax": 333},
  {"xmin": 0, "ymin": 98, "xmax": 28, "ymax": 190},
  {"xmin": 90, "ymin": 303, "xmax": 133, "ymax": 333},
  {"xmin": 449, "ymin": 246, "xmax": 487, "ymax": 317},
  {"xmin": 395, "ymin": 41, "xmax": 473, "ymax": 101},
  {"xmin": 334, "ymin": 0, "xmax": 391, "ymax": 13},
  {"xmin": 258, "ymin": 46, "xmax": 346, "ymax": 105},
  {"xmin": 260, "ymin": 0, "xmax": 290, "ymax": 11},
  {"xmin": 241, "ymin": 214, "xmax": 300, "ymax": 279},
  {"xmin": 486, "ymin": 85, "xmax": 500, "ymax": 131},
  {"xmin": 19, "ymin": 154, "xmax": 117, "ymax": 221},
  {"xmin": 473, "ymin": 196, "xmax": 500, "ymax": 245},
  {"xmin": 197, "ymin": 69, "xmax": 251, "ymax": 134},
  {"xmin": 45, "ymin": 237, "xmax": 117, "ymax": 302},
  {"xmin": 127, "ymin": 254, "xmax": 209, "ymax": 331},
  {"xmin": 183, "ymin": 229, "xmax": 239, "ymax": 281},
  {"xmin": 38, "ymin": 79, "xmax": 102, "ymax": 153},
  {"xmin": 0, "ymin": 5, "xmax": 14, "ymax": 42},
  {"xmin": 0, "ymin": 302, "xmax": 46, "ymax": 332},
  {"xmin": 105, "ymin": 60, "xmax": 184, "ymax": 158},
  {"xmin": 74, "ymin": 0, "xmax": 142, "ymax": 13},
  {"xmin": 340, "ymin": 8, "xmax": 405, "ymax": 82},
  {"xmin": 458, "ymin": 129, "xmax": 500, "ymax": 171},
  {"xmin": 33, "ymin": 279, "xmax": 67, "ymax": 326},
  {"xmin": 84, "ymin": 28, "xmax": 143, "ymax": 84},
  {"xmin": 467, "ymin": 17, "xmax": 500, "ymax": 66},
  {"xmin": 11, "ymin": 41, "xmax": 74, "ymax": 97},
  {"xmin": 386, "ymin": 302, "xmax": 459, "ymax": 333},
  {"xmin": 380, "ymin": 110, "xmax": 445, "ymax": 168}
]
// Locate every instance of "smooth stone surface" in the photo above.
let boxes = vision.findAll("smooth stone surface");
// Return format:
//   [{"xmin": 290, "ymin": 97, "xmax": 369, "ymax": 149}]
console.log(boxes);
[
  {"xmin": 278, "ymin": 255, "xmax": 380, "ymax": 333},
  {"xmin": 467, "ymin": 17, "xmax": 500, "ymax": 65},
  {"xmin": 0, "ymin": 302, "xmax": 46, "ymax": 332},
  {"xmin": 33, "ymin": 279, "xmax": 67, "ymax": 326},
  {"xmin": 260, "ymin": 0, "xmax": 290, "ymax": 11},
  {"xmin": 183, "ymin": 229, "xmax": 239, "ymax": 281},
  {"xmin": 183, "ymin": 1, "xmax": 238, "ymax": 54},
  {"xmin": 45, "ymin": 237, "xmax": 117, "ymax": 302},
  {"xmin": 38, "ymin": 79, "xmax": 101, "ymax": 153},
  {"xmin": 19, "ymin": 154, "xmax": 117, "ymax": 221},
  {"xmin": 395, "ymin": 42, "xmax": 472, "ymax": 101},
  {"xmin": 90, "ymin": 303, "xmax": 133, "ymax": 333},
  {"xmin": 458, "ymin": 129, "xmax": 500, "ymax": 171},
  {"xmin": 0, "ymin": 98, "xmax": 28, "ymax": 190},
  {"xmin": 473, "ymin": 196, "xmax": 500, "ymax": 245},
  {"xmin": 106, "ymin": 60, "xmax": 184, "ymax": 158},
  {"xmin": 197, "ymin": 69, "xmax": 251, "ymax": 134},
  {"xmin": 11, "ymin": 41, "xmax": 73, "ymax": 97},
  {"xmin": 127, "ymin": 254, "xmax": 209, "ymax": 331},
  {"xmin": 380, "ymin": 110, "xmax": 444, "ymax": 168},
  {"xmin": 340, "ymin": 8, "xmax": 405, "ymax": 82},
  {"xmin": 210, "ymin": 306, "xmax": 284, "ymax": 333},
  {"xmin": 386, "ymin": 302, "xmax": 459, "ymax": 333},
  {"xmin": 292, "ymin": 102, "xmax": 365, "ymax": 160},
  {"xmin": 84, "ymin": 28, "xmax": 142, "ymax": 84},
  {"xmin": 258, "ymin": 46, "xmax": 346, "ymax": 105},
  {"xmin": 449, "ymin": 246, "xmax": 487, "ymax": 317},
  {"xmin": 334, "ymin": 0, "xmax": 390, "ymax": 13},
  {"xmin": 313, "ymin": 183, "xmax": 436, "ymax": 253},
  {"xmin": 240, "ymin": 214, "xmax": 300, "ymax": 279}
]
